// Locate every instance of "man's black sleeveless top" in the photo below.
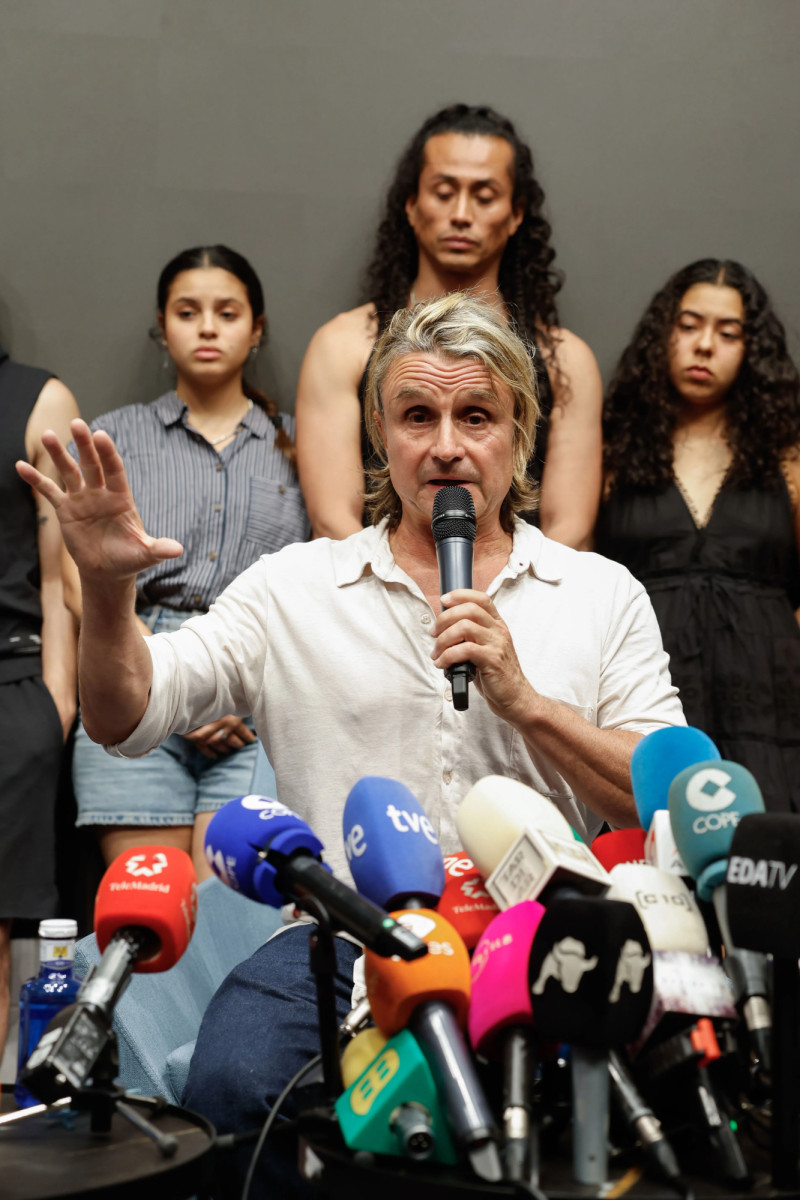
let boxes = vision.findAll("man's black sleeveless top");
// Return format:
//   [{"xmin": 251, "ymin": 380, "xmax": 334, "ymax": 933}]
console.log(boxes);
[
  {"xmin": 0, "ymin": 347, "xmax": 52, "ymax": 681},
  {"xmin": 358, "ymin": 334, "xmax": 553, "ymax": 525}
]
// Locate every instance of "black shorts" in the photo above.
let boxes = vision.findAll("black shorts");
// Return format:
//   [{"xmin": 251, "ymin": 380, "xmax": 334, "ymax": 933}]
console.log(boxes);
[{"xmin": 0, "ymin": 676, "xmax": 63, "ymax": 918}]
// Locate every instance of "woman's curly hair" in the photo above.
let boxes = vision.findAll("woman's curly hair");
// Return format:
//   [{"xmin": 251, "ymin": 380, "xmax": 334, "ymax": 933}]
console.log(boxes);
[
  {"xmin": 363, "ymin": 104, "xmax": 563, "ymax": 356},
  {"xmin": 604, "ymin": 259, "xmax": 800, "ymax": 492}
]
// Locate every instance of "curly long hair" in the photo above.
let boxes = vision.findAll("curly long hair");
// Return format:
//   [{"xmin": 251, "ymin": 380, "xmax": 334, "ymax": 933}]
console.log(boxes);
[
  {"xmin": 363, "ymin": 104, "xmax": 562, "ymax": 354},
  {"xmin": 603, "ymin": 259, "xmax": 800, "ymax": 491}
]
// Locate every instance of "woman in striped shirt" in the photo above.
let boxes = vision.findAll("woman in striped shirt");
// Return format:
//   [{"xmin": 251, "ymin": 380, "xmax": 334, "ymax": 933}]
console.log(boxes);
[{"xmin": 68, "ymin": 245, "xmax": 309, "ymax": 879}]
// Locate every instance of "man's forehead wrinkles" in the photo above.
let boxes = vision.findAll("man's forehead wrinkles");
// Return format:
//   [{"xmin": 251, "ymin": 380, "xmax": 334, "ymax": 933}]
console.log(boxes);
[{"xmin": 385, "ymin": 355, "xmax": 495, "ymax": 389}]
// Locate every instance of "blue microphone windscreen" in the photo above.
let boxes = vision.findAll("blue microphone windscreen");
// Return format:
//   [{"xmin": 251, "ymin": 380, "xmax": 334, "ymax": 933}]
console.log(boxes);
[
  {"xmin": 668, "ymin": 760, "xmax": 765, "ymax": 901},
  {"xmin": 343, "ymin": 777, "xmax": 445, "ymax": 909},
  {"xmin": 205, "ymin": 795, "xmax": 323, "ymax": 907},
  {"xmin": 631, "ymin": 726, "xmax": 720, "ymax": 831}
]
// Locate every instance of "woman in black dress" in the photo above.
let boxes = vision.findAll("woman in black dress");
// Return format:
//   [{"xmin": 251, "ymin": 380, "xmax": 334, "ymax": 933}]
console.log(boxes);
[{"xmin": 596, "ymin": 259, "xmax": 800, "ymax": 811}]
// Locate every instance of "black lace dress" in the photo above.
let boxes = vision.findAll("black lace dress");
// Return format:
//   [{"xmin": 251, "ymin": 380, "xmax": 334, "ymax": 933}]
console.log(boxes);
[{"xmin": 595, "ymin": 480, "xmax": 800, "ymax": 812}]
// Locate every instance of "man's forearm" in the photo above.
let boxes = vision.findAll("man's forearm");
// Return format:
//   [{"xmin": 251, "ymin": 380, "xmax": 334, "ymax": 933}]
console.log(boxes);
[
  {"xmin": 514, "ymin": 693, "xmax": 641, "ymax": 829},
  {"xmin": 78, "ymin": 578, "xmax": 153, "ymax": 746}
]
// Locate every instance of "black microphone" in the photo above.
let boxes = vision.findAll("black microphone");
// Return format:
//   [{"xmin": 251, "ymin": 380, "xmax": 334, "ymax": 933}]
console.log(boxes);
[{"xmin": 431, "ymin": 484, "xmax": 477, "ymax": 711}]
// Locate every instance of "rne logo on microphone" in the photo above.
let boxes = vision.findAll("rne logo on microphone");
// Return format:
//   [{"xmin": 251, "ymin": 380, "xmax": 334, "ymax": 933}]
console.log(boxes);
[
  {"xmin": 240, "ymin": 795, "xmax": 292, "ymax": 820},
  {"xmin": 125, "ymin": 851, "xmax": 168, "ymax": 878},
  {"xmin": 684, "ymin": 768, "xmax": 736, "ymax": 812}
]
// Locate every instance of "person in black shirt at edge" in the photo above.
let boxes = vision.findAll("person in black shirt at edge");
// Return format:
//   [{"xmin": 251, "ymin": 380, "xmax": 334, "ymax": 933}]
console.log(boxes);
[
  {"xmin": 596, "ymin": 258, "xmax": 800, "ymax": 812},
  {"xmin": 0, "ymin": 348, "xmax": 79, "ymax": 1060}
]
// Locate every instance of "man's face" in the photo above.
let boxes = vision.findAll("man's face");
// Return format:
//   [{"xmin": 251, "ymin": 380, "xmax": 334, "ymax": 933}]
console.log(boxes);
[
  {"xmin": 376, "ymin": 351, "xmax": 516, "ymax": 535},
  {"xmin": 405, "ymin": 133, "xmax": 523, "ymax": 278}
]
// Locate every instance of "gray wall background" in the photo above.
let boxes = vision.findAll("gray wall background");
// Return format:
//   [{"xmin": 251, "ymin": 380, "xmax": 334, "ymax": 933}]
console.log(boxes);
[{"xmin": 1, "ymin": 0, "xmax": 798, "ymax": 422}]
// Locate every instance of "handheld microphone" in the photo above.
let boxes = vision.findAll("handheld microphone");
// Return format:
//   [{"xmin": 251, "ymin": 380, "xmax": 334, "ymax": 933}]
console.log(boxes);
[
  {"xmin": 21, "ymin": 847, "xmax": 197, "ymax": 1103},
  {"xmin": 438, "ymin": 853, "xmax": 500, "ymax": 950},
  {"xmin": 204, "ymin": 795, "xmax": 426, "ymax": 960},
  {"xmin": 365, "ymin": 907, "xmax": 502, "ymax": 1181},
  {"xmin": 431, "ymin": 484, "xmax": 477, "ymax": 710},
  {"xmin": 343, "ymin": 777, "xmax": 445, "ymax": 910},
  {"xmin": 668, "ymin": 760, "xmax": 771, "ymax": 1076}
]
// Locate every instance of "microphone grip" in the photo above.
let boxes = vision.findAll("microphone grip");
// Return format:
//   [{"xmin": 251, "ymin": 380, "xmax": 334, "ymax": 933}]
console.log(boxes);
[
  {"xmin": 411, "ymin": 1001, "xmax": 502, "ymax": 1180},
  {"xmin": 435, "ymin": 537, "xmax": 476, "ymax": 712},
  {"xmin": 503, "ymin": 1027, "xmax": 534, "ymax": 1182},
  {"xmin": 273, "ymin": 852, "xmax": 427, "ymax": 960}
]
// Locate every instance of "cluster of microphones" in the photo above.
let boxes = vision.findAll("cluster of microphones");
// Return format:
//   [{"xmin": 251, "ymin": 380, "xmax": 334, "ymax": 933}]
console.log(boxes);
[{"xmin": 17, "ymin": 725, "xmax": 800, "ymax": 1193}]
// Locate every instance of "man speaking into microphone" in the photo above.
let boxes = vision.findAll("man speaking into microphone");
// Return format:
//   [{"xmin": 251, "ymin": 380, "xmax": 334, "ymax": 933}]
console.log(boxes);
[{"xmin": 17, "ymin": 293, "xmax": 683, "ymax": 1196}]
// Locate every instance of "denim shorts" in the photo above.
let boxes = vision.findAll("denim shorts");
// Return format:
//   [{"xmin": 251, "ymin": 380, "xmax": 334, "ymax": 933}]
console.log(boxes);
[{"xmin": 73, "ymin": 605, "xmax": 261, "ymax": 828}]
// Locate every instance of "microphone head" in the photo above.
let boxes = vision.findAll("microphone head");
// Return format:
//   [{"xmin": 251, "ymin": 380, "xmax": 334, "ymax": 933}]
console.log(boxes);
[
  {"xmin": 431, "ymin": 485, "xmax": 476, "ymax": 545},
  {"xmin": 631, "ymin": 726, "xmax": 721, "ymax": 831},
  {"xmin": 365, "ymin": 908, "xmax": 471, "ymax": 1036},
  {"xmin": 468, "ymin": 900, "xmax": 546, "ymax": 1057},
  {"xmin": 528, "ymin": 897, "xmax": 653, "ymax": 1048},
  {"xmin": 667, "ymin": 760, "xmax": 765, "ymax": 900},
  {"xmin": 606, "ymin": 863, "xmax": 710, "ymax": 955},
  {"xmin": 438, "ymin": 853, "xmax": 500, "ymax": 950},
  {"xmin": 456, "ymin": 775, "xmax": 572, "ymax": 880},
  {"xmin": 343, "ymin": 777, "xmax": 445, "ymax": 909},
  {"xmin": 727, "ymin": 814, "xmax": 800, "ymax": 958},
  {"xmin": 94, "ymin": 846, "xmax": 197, "ymax": 973},
  {"xmin": 205, "ymin": 795, "xmax": 325, "ymax": 909},
  {"xmin": 591, "ymin": 829, "xmax": 647, "ymax": 871}
]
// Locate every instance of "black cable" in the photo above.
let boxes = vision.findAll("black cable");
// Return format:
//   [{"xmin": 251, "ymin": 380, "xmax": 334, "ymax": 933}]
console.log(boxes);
[{"xmin": 241, "ymin": 1053, "xmax": 323, "ymax": 1200}]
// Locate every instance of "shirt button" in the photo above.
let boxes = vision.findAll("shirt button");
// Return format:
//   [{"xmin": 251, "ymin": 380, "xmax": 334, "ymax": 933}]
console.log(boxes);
[
  {"xmin": 213, "ymin": 503, "xmax": 221, "ymax": 513},
  {"xmin": 442, "ymin": 771, "xmax": 452, "ymax": 785},
  {"xmin": 216, "ymin": 463, "xmax": 223, "ymax": 472},
  {"xmin": 420, "ymin": 613, "xmax": 431, "ymax": 625},
  {"xmin": 209, "ymin": 551, "xmax": 217, "ymax": 561},
  {"xmin": 279, "ymin": 484, "xmax": 286, "ymax": 494},
  {"xmin": 192, "ymin": 593, "xmax": 202, "ymax": 605},
  {"xmin": 445, "ymin": 685, "xmax": 453, "ymax": 702}
]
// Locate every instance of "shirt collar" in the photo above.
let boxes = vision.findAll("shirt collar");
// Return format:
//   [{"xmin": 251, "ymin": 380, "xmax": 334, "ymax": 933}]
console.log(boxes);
[
  {"xmin": 153, "ymin": 390, "xmax": 267, "ymax": 438},
  {"xmin": 331, "ymin": 515, "xmax": 564, "ymax": 589}
]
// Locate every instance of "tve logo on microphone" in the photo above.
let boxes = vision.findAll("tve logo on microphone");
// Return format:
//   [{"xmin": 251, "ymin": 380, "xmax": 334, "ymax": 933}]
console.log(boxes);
[{"xmin": 344, "ymin": 803, "xmax": 437, "ymax": 862}]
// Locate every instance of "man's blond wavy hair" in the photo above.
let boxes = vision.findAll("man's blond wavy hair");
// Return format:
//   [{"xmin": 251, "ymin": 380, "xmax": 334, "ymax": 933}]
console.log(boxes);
[{"xmin": 364, "ymin": 292, "xmax": 540, "ymax": 532}]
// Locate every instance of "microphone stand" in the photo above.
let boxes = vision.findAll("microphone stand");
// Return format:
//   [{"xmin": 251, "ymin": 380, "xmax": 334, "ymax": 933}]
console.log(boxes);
[
  {"xmin": 1, "ymin": 1033, "xmax": 178, "ymax": 1158},
  {"xmin": 303, "ymin": 898, "xmax": 344, "ymax": 1104}
]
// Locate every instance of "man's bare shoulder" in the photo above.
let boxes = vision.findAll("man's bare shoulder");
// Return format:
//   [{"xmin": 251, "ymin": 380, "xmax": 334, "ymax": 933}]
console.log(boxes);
[{"xmin": 306, "ymin": 302, "xmax": 377, "ymax": 361}]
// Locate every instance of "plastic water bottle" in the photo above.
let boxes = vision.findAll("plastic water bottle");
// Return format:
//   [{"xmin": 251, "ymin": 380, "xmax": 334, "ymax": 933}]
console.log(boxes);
[{"xmin": 14, "ymin": 918, "xmax": 81, "ymax": 1108}]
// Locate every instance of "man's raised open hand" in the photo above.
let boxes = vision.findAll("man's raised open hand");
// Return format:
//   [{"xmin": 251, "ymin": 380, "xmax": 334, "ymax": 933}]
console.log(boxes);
[{"xmin": 16, "ymin": 419, "xmax": 184, "ymax": 583}]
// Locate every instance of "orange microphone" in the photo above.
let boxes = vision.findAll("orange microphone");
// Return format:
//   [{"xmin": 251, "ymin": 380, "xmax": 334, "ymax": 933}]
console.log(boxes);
[{"xmin": 365, "ymin": 907, "xmax": 502, "ymax": 1182}]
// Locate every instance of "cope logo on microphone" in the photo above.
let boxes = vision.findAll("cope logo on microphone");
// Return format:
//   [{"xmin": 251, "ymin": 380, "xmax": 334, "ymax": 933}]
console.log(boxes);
[
  {"xmin": 125, "ymin": 851, "xmax": 168, "ymax": 878},
  {"xmin": 683, "ymin": 767, "xmax": 739, "ymax": 834}
]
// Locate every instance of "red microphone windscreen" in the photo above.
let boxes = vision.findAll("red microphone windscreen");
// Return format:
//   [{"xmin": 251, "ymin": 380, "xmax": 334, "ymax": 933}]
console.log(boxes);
[
  {"xmin": 438, "ymin": 853, "xmax": 499, "ymax": 950},
  {"xmin": 365, "ymin": 908, "xmax": 471, "ymax": 1037},
  {"xmin": 591, "ymin": 828, "xmax": 647, "ymax": 872},
  {"xmin": 94, "ymin": 846, "xmax": 198, "ymax": 973}
]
